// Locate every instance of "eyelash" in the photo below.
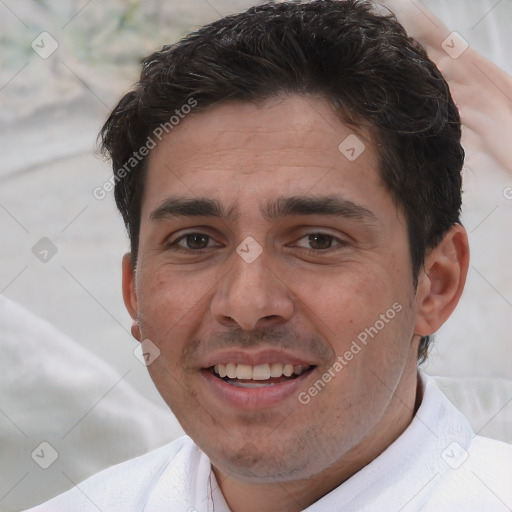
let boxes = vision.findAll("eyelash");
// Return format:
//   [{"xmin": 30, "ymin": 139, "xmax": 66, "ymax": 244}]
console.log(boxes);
[
  {"xmin": 168, "ymin": 232, "xmax": 220, "ymax": 251},
  {"xmin": 167, "ymin": 231, "xmax": 347, "ymax": 252},
  {"xmin": 293, "ymin": 232, "xmax": 347, "ymax": 250}
]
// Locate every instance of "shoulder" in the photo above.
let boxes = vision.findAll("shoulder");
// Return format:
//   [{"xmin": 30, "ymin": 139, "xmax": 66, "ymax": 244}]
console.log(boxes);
[
  {"xmin": 24, "ymin": 436, "xmax": 196, "ymax": 512},
  {"xmin": 425, "ymin": 431, "xmax": 512, "ymax": 510},
  {"xmin": 465, "ymin": 435, "xmax": 512, "ymax": 492},
  {"xmin": 471, "ymin": 434, "xmax": 512, "ymax": 462},
  {"xmin": 408, "ymin": 374, "xmax": 512, "ymax": 510}
]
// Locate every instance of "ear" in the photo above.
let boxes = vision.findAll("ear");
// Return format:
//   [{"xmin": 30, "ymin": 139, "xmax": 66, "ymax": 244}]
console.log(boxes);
[
  {"xmin": 414, "ymin": 224, "xmax": 469, "ymax": 336},
  {"xmin": 122, "ymin": 253, "xmax": 141, "ymax": 341}
]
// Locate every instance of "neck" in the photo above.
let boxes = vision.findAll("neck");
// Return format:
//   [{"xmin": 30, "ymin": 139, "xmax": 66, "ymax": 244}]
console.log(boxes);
[{"xmin": 214, "ymin": 369, "xmax": 421, "ymax": 512}]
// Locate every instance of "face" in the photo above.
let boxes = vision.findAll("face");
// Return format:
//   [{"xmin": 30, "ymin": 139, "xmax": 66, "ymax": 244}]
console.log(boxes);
[{"xmin": 124, "ymin": 95, "xmax": 423, "ymax": 483}]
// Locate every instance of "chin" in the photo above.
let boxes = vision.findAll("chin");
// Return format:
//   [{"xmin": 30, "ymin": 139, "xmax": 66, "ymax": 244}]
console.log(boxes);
[{"xmin": 207, "ymin": 431, "xmax": 328, "ymax": 483}]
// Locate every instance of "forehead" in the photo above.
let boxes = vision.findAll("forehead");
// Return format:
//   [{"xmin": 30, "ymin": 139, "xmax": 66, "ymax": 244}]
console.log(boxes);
[{"xmin": 143, "ymin": 95, "xmax": 386, "ymax": 216}]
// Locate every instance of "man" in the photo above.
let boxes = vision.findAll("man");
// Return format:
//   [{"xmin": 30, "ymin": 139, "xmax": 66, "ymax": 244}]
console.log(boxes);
[{"xmin": 27, "ymin": 0, "xmax": 512, "ymax": 510}]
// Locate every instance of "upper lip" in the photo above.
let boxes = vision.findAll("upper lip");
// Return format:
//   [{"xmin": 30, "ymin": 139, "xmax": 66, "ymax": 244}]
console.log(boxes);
[{"xmin": 200, "ymin": 348, "xmax": 319, "ymax": 369}]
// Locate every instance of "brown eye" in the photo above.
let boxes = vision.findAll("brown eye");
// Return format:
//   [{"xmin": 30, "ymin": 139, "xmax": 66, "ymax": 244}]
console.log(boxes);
[
  {"xmin": 307, "ymin": 233, "xmax": 334, "ymax": 249},
  {"xmin": 179, "ymin": 233, "xmax": 211, "ymax": 250}
]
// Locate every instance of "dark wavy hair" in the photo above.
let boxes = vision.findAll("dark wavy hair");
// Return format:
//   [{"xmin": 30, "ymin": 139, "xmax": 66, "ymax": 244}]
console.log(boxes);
[{"xmin": 99, "ymin": 0, "xmax": 464, "ymax": 363}]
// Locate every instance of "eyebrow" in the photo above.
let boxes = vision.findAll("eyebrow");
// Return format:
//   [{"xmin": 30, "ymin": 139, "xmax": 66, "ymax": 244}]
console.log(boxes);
[
  {"xmin": 262, "ymin": 195, "xmax": 378, "ymax": 224},
  {"xmin": 150, "ymin": 197, "xmax": 230, "ymax": 221},
  {"xmin": 149, "ymin": 194, "xmax": 377, "ymax": 224}
]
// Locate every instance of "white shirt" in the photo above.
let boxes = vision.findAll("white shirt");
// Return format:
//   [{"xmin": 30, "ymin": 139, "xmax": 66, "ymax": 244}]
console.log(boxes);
[{"xmin": 26, "ymin": 373, "xmax": 512, "ymax": 511}]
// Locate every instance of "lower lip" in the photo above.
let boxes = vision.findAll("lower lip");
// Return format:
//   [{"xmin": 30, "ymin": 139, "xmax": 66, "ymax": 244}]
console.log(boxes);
[{"xmin": 201, "ymin": 368, "xmax": 315, "ymax": 410}]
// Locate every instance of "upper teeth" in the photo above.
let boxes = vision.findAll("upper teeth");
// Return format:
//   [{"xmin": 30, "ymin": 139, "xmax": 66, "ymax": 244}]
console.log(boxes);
[{"xmin": 213, "ymin": 363, "xmax": 308, "ymax": 380}]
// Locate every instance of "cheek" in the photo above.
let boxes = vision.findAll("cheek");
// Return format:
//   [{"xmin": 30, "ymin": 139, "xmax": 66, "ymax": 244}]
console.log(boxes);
[
  {"xmin": 136, "ymin": 267, "xmax": 206, "ymax": 344},
  {"xmin": 296, "ymin": 266, "xmax": 416, "ymax": 379},
  {"xmin": 294, "ymin": 265, "xmax": 400, "ymax": 341}
]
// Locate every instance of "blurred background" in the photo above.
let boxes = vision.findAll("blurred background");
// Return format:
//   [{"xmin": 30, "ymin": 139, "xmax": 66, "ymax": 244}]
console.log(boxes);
[{"xmin": 1, "ymin": 0, "xmax": 511, "ymax": 510}]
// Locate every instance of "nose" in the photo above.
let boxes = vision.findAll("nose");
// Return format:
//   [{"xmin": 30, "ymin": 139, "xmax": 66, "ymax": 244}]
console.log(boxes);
[{"xmin": 210, "ymin": 249, "xmax": 294, "ymax": 331}]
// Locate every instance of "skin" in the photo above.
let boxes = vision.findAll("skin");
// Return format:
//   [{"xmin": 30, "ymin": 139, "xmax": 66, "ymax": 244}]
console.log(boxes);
[{"xmin": 123, "ymin": 95, "xmax": 469, "ymax": 512}]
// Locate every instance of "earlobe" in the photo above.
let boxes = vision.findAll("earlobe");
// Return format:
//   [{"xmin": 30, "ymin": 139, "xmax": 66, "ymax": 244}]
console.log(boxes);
[
  {"xmin": 131, "ymin": 321, "xmax": 141, "ymax": 341},
  {"xmin": 122, "ymin": 253, "xmax": 141, "ymax": 341},
  {"xmin": 414, "ymin": 224, "xmax": 469, "ymax": 337}
]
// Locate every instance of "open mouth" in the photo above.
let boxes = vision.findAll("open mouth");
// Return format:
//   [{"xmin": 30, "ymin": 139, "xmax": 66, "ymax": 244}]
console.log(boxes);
[{"xmin": 208, "ymin": 363, "xmax": 315, "ymax": 388}]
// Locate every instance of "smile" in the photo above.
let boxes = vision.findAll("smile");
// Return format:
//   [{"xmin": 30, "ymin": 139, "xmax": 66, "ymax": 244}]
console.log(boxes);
[{"xmin": 208, "ymin": 363, "xmax": 315, "ymax": 389}]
